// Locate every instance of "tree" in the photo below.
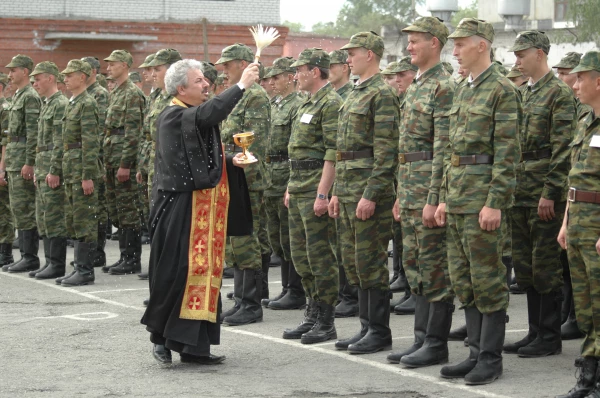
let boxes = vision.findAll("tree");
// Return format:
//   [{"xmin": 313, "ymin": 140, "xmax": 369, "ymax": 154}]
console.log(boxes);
[
  {"xmin": 451, "ymin": 1, "xmax": 477, "ymax": 28},
  {"xmin": 566, "ymin": 0, "xmax": 600, "ymax": 42},
  {"xmin": 282, "ymin": 20, "xmax": 304, "ymax": 33}
]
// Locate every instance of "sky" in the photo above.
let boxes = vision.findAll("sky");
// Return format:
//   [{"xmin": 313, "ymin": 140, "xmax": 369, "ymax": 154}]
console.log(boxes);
[{"xmin": 280, "ymin": 0, "xmax": 475, "ymax": 31}]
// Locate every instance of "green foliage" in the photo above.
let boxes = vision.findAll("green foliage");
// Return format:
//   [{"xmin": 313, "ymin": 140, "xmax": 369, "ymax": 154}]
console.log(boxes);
[
  {"xmin": 282, "ymin": 20, "xmax": 304, "ymax": 33},
  {"xmin": 566, "ymin": 0, "xmax": 600, "ymax": 42},
  {"xmin": 451, "ymin": 1, "xmax": 477, "ymax": 28}
]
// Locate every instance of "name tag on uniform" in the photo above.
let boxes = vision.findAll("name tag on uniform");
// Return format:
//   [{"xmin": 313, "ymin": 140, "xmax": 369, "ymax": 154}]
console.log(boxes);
[
  {"xmin": 591, "ymin": 135, "xmax": 600, "ymax": 148},
  {"xmin": 300, "ymin": 114, "xmax": 313, "ymax": 124}
]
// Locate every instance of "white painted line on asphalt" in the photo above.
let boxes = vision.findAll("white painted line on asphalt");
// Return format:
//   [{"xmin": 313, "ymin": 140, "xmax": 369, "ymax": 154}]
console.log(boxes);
[
  {"xmin": 86, "ymin": 288, "xmax": 148, "ymax": 294},
  {"xmin": 33, "ymin": 312, "xmax": 119, "ymax": 321}
]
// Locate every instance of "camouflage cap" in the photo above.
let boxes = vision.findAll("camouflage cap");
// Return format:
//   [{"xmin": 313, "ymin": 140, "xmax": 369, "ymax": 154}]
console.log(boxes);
[
  {"xmin": 381, "ymin": 62, "xmax": 399, "ymax": 75},
  {"xmin": 57, "ymin": 74, "xmax": 65, "ymax": 84},
  {"xmin": 0, "ymin": 73, "xmax": 9, "ymax": 86},
  {"xmin": 265, "ymin": 57, "xmax": 296, "ymax": 78},
  {"xmin": 448, "ymin": 18, "xmax": 495, "ymax": 43},
  {"xmin": 442, "ymin": 61, "xmax": 454, "ymax": 74},
  {"xmin": 509, "ymin": 30, "xmax": 550, "ymax": 54},
  {"xmin": 30, "ymin": 61, "xmax": 59, "ymax": 77},
  {"xmin": 215, "ymin": 43, "xmax": 254, "ymax": 65},
  {"xmin": 506, "ymin": 64, "xmax": 524, "ymax": 78},
  {"xmin": 81, "ymin": 56, "xmax": 101, "ymax": 72},
  {"xmin": 201, "ymin": 62, "xmax": 218, "ymax": 84},
  {"xmin": 340, "ymin": 31, "xmax": 384, "ymax": 58},
  {"xmin": 570, "ymin": 50, "xmax": 600, "ymax": 74},
  {"xmin": 138, "ymin": 54, "xmax": 155, "ymax": 68},
  {"xmin": 402, "ymin": 16, "xmax": 449, "ymax": 46},
  {"xmin": 494, "ymin": 60, "xmax": 509, "ymax": 76},
  {"xmin": 148, "ymin": 49, "xmax": 182, "ymax": 67},
  {"xmin": 553, "ymin": 52, "xmax": 582, "ymax": 69},
  {"xmin": 390, "ymin": 56, "xmax": 418, "ymax": 73},
  {"xmin": 61, "ymin": 59, "xmax": 92, "ymax": 76},
  {"xmin": 104, "ymin": 49, "xmax": 133, "ymax": 67},
  {"xmin": 215, "ymin": 73, "xmax": 226, "ymax": 86},
  {"xmin": 290, "ymin": 48, "xmax": 330, "ymax": 69},
  {"xmin": 329, "ymin": 49, "xmax": 348, "ymax": 65},
  {"xmin": 5, "ymin": 54, "xmax": 34, "ymax": 70},
  {"xmin": 129, "ymin": 71, "xmax": 142, "ymax": 83}
]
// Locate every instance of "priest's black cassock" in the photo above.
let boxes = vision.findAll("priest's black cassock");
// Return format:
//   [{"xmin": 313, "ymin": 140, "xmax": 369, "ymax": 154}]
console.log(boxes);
[{"xmin": 141, "ymin": 85, "xmax": 252, "ymax": 357}]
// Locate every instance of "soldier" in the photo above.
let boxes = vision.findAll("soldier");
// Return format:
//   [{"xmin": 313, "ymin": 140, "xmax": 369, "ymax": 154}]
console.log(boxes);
[
  {"xmin": 506, "ymin": 65, "xmax": 528, "ymax": 87},
  {"xmin": 260, "ymin": 66, "xmax": 275, "ymax": 100},
  {"xmin": 0, "ymin": 73, "xmax": 14, "ymax": 267},
  {"xmin": 261, "ymin": 57, "xmax": 305, "ymax": 310},
  {"xmin": 556, "ymin": 50, "xmax": 600, "ymax": 398},
  {"xmin": 443, "ymin": 61, "xmax": 454, "ymax": 75},
  {"xmin": 434, "ymin": 18, "xmax": 521, "ymax": 385},
  {"xmin": 106, "ymin": 76, "xmax": 117, "ymax": 93},
  {"xmin": 56, "ymin": 60, "xmax": 100, "ymax": 286},
  {"xmin": 129, "ymin": 71, "xmax": 144, "ymax": 90},
  {"xmin": 329, "ymin": 32, "xmax": 400, "ymax": 354},
  {"xmin": 392, "ymin": 56, "xmax": 418, "ymax": 101},
  {"xmin": 0, "ymin": 55, "xmax": 42, "ymax": 273},
  {"xmin": 102, "ymin": 50, "xmax": 145, "ymax": 275},
  {"xmin": 328, "ymin": 50, "xmax": 352, "ymax": 100},
  {"xmin": 200, "ymin": 62, "xmax": 218, "ymax": 96},
  {"xmin": 502, "ymin": 31, "xmax": 575, "ymax": 359},
  {"xmin": 56, "ymin": 74, "xmax": 71, "ymax": 98},
  {"xmin": 382, "ymin": 62, "xmax": 400, "ymax": 92},
  {"xmin": 215, "ymin": 43, "xmax": 271, "ymax": 326},
  {"xmin": 214, "ymin": 73, "xmax": 228, "ymax": 96},
  {"xmin": 28, "ymin": 62, "xmax": 69, "ymax": 280},
  {"xmin": 386, "ymin": 17, "xmax": 456, "ymax": 368}
]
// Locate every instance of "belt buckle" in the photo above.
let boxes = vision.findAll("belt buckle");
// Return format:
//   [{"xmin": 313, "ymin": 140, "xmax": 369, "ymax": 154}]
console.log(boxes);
[
  {"xmin": 64, "ymin": 144, "xmax": 68, "ymax": 151},
  {"xmin": 451, "ymin": 154, "xmax": 459, "ymax": 167},
  {"xmin": 265, "ymin": 155, "xmax": 271, "ymax": 163},
  {"xmin": 36, "ymin": 147, "xmax": 40, "ymax": 153},
  {"xmin": 336, "ymin": 152, "xmax": 342, "ymax": 161},
  {"xmin": 568, "ymin": 187, "xmax": 576, "ymax": 203},
  {"xmin": 398, "ymin": 153, "xmax": 406, "ymax": 164}
]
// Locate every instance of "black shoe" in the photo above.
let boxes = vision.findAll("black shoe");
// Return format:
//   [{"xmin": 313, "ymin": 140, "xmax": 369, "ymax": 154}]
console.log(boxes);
[
  {"xmin": 62, "ymin": 241, "xmax": 95, "ymax": 287},
  {"xmin": 138, "ymin": 272, "xmax": 149, "ymax": 280},
  {"xmin": 222, "ymin": 268, "xmax": 263, "ymax": 326},
  {"xmin": 504, "ymin": 289, "xmax": 539, "ymax": 353},
  {"xmin": 110, "ymin": 228, "xmax": 121, "ymax": 241},
  {"xmin": 269, "ymin": 252, "xmax": 282, "ymax": 267},
  {"xmin": 510, "ymin": 282, "xmax": 525, "ymax": 294},
  {"xmin": 226, "ymin": 291, "xmax": 235, "ymax": 300},
  {"xmin": 390, "ymin": 273, "xmax": 408, "ymax": 293},
  {"xmin": 301, "ymin": 302, "xmax": 337, "ymax": 344},
  {"xmin": 220, "ymin": 267, "xmax": 243, "ymax": 322},
  {"xmin": 335, "ymin": 298, "xmax": 358, "ymax": 317},
  {"xmin": 56, "ymin": 270, "xmax": 76, "ymax": 285},
  {"xmin": 269, "ymin": 289, "xmax": 306, "ymax": 310},
  {"xmin": 283, "ymin": 299, "xmax": 318, "ymax": 339},
  {"xmin": 440, "ymin": 307, "xmax": 482, "ymax": 379},
  {"xmin": 464, "ymin": 310, "xmax": 506, "ymax": 385},
  {"xmin": 562, "ymin": 300, "xmax": 584, "ymax": 340},
  {"xmin": 262, "ymin": 288, "xmax": 286, "ymax": 307},
  {"xmin": 103, "ymin": 229, "xmax": 125, "ymax": 273},
  {"xmin": 143, "ymin": 298, "xmax": 149, "ymax": 306},
  {"xmin": 109, "ymin": 229, "xmax": 142, "ymax": 275},
  {"xmin": 152, "ymin": 344, "xmax": 172, "ymax": 364},
  {"xmin": 180, "ymin": 353, "xmax": 225, "ymax": 365},
  {"xmin": 518, "ymin": 289, "xmax": 562, "ymax": 358},
  {"xmin": 388, "ymin": 294, "xmax": 428, "ymax": 363},
  {"xmin": 35, "ymin": 237, "xmax": 67, "ymax": 279},
  {"xmin": 0, "ymin": 242, "xmax": 14, "ymax": 267},
  {"xmin": 8, "ymin": 229, "xmax": 40, "ymax": 273},
  {"xmin": 335, "ymin": 288, "xmax": 368, "ymax": 350},
  {"xmin": 29, "ymin": 237, "xmax": 50, "ymax": 278},
  {"xmin": 555, "ymin": 357, "xmax": 598, "ymax": 398},
  {"xmin": 449, "ymin": 323, "xmax": 468, "ymax": 341},
  {"xmin": 91, "ymin": 222, "xmax": 107, "ymax": 268},
  {"xmin": 222, "ymin": 266, "xmax": 234, "ymax": 279},
  {"xmin": 347, "ymin": 288, "xmax": 392, "ymax": 355},
  {"xmin": 394, "ymin": 292, "xmax": 415, "ymax": 315}
]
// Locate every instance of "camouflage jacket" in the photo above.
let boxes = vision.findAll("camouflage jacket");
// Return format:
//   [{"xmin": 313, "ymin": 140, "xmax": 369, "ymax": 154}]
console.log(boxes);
[
  {"xmin": 4, "ymin": 85, "xmax": 42, "ymax": 171},
  {"xmin": 336, "ymin": 82, "xmax": 354, "ymax": 101},
  {"xmin": 265, "ymin": 91, "xmax": 302, "ymax": 197},
  {"xmin": 577, "ymin": 99, "xmax": 592, "ymax": 121},
  {"xmin": 442, "ymin": 65, "xmax": 521, "ymax": 214},
  {"xmin": 398, "ymin": 63, "xmax": 455, "ymax": 209},
  {"xmin": 104, "ymin": 79, "xmax": 145, "ymax": 170},
  {"xmin": 86, "ymin": 81, "xmax": 109, "ymax": 165},
  {"xmin": 568, "ymin": 112, "xmax": 600, "ymax": 192},
  {"xmin": 143, "ymin": 89, "xmax": 172, "ymax": 172},
  {"xmin": 0, "ymin": 97, "xmax": 9, "ymax": 147},
  {"xmin": 62, "ymin": 91, "xmax": 100, "ymax": 184},
  {"xmin": 221, "ymin": 82, "xmax": 271, "ymax": 191},
  {"xmin": 35, "ymin": 91, "xmax": 68, "ymax": 179},
  {"xmin": 288, "ymin": 84, "xmax": 341, "ymax": 197},
  {"xmin": 334, "ymin": 73, "xmax": 400, "ymax": 202}
]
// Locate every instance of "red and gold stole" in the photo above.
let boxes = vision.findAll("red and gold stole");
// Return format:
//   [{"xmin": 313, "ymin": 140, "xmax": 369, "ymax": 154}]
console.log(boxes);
[{"xmin": 173, "ymin": 97, "xmax": 230, "ymax": 323}]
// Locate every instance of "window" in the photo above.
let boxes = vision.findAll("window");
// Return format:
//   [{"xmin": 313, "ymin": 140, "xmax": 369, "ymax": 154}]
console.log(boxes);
[{"xmin": 555, "ymin": 0, "xmax": 569, "ymax": 22}]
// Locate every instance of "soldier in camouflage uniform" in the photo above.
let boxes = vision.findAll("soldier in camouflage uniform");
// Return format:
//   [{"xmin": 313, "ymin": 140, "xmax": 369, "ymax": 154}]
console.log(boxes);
[
  {"xmin": 106, "ymin": 76, "xmax": 117, "ymax": 93},
  {"xmin": 502, "ymin": 31, "xmax": 575, "ymax": 358},
  {"xmin": 387, "ymin": 17, "xmax": 456, "ymax": 368},
  {"xmin": 56, "ymin": 60, "xmax": 100, "ymax": 286},
  {"xmin": 330, "ymin": 32, "xmax": 400, "ymax": 355},
  {"xmin": 506, "ymin": 65, "xmax": 528, "ymax": 87},
  {"xmin": 0, "ymin": 73, "xmax": 15, "ymax": 266},
  {"xmin": 1, "ymin": 55, "xmax": 42, "ymax": 273},
  {"xmin": 28, "ymin": 62, "xmax": 69, "ymax": 280},
  {"xmin": 102, "ymin": 50, "xmax": 145, "ymax": 276},
  {"xmin": 435, "ymin": 19, "xmax": 521, "ymax": 385},
  {"xmin": 382, "ymin": 62, "xmax": 401, "ymax": 93},
  {"xmin": 329, "ymin": 50, "xmax": 353, "ymax": 100},
  {"xmin": 556, "ymin": 50, "xmax": 600, "ymax": 398},
  {"xmin": 129, "ymin": 71, "xmax": 144, "ymax": 90},
  {"xmin": 200, "ymin": 62, "xmax": 218, "ymax": 96},
  {"xmin": 216, "ymin": 43, "xmax": 271, "ymax": 326},
  {"xmin": 261, "ymin": 57, "xmax": 306, "ymax": 311}
]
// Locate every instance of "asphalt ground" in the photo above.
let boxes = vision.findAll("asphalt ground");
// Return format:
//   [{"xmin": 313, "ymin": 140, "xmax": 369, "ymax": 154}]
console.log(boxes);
[{"xmin": 0, "ymin": 238, "xmax": 581, "ymax": 398}]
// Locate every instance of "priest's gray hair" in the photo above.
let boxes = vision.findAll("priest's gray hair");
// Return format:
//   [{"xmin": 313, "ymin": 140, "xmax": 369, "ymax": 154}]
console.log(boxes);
[{"xmin": 165, "ymin": 59, "xmax": 204, "ymax": 96}]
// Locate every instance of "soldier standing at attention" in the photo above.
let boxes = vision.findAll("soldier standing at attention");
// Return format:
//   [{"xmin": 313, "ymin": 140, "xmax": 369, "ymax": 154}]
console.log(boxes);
[
  {"xmin": 28, "ymin": 62, "xmax": 69, "ymax": 280},
  {"xmin": 1, "ymin": 55, "xmax": 42, "ymax": 273},
  {"xmin": 330, "ymin": 32, "xmax": 400, "ymax": 355},
  {"xmin": 387, "ymin": 16, "xmax": 456, "ymax": 368},
  {"xmin": 502, "ymin": 31, "xmax": 575, "ymax": 358},
  {"xmin": 435, "ymin": 19, "xmax": 521, "ymax": 385},
  {"xmin": 102, "ymin": 50, "xmax": 145, "ymax": 276},
  {"xmin": 0, "ymin": 73, "xmax": 15, "ymax": 267},
  {"xmin": 328, "ymin": 50, "xmax": 353, "ymax": 100},
  {"xmin": 56, "ymin": 60, "xmax": 100, "ymax": 286}
]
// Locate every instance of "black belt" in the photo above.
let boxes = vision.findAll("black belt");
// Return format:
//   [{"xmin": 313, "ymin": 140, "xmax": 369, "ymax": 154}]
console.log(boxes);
[
  {"xmin": 451, "ymin": 154, "xmax": 494, "ymax": 167},
  {"xmin": 106, "ymin": 128, "xmax": 125, "ymax": 136},
  {"xmin": 568, "ymin": 188, "xmax": 600, "ymax": 204},
  {"xmin": 520, "ymin": 148, "xmax": 551, "ymax": 162},
  {"xmin": 266, "ymin": 154, "xmax": 289, "ymax": 163},
  {"xmin": 36, "ymin": 144, "xmax": 54, "ymax": 153},
  {"xmin": 223, "ymin": 144, "xmax": 243, "ymax": 153},
  {"xmin": 398, "ymin": 151, "xmax": 433, "ymax": 164},
  {"xmin": 7, "ymin": 136, "xmax": 26, "ymax": 143},
  {"xmin": 336, "ymin": 149, "xmax": 373, "ymax": 161},
  {"xmin": 64, "ymin": 142, "xmax": 82, "ymax": 150},
  {"xmin": 290, "ymin": 159, "xmax": 324, "ymax": 170}
]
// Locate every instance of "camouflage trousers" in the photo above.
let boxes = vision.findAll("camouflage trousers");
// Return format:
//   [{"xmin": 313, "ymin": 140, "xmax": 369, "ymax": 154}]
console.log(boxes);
[
  {"xmin": 96, "ymin": 178, "xmax": 108, "ymax": 225},
  {"xmin": 65, "ymin": 180, "xmax": 98, "ymax": 242},
  {"xmin": 148, "ymin": 145, "xmax": 155, "ymax": 207},
  {"xmin": 401, "ymin": 208, "xmax": 453, "ymax": 303},
  {"xmin": 501, "ymin": 211, "xmax": 512, "ymax": 257},
  {"xmin": 226, "ymin": 190, "xmax": 263, "ymax": 271},
  {"xmin": 446, "ymin": 213, "xmax": 509, "ymax": 314},
  {"xmin": 138, "ymin": 171, "xmax": 149, "ymax": 229},
  {"xmin": 105, "ymin": 168, "xmax": 140, "ymax": 230},
  {"xmin": 35, "ymin": 179, "xmax": 67, "ymax": 238},
  {"xmin": 0, "ymin": 181, "xmax": 14, "ymax": 244},
  {"xmin": 7, "ymin": 171, "xmax": 36, "ymax": 230},
  {"xmin": 567, "ymin": 202, "xmax": 600, "ymax": 357},
  {"xmin": 338, "ymin": 196, "xmax": 394, "ymax": 291},
  {"xmin": 392, "ymin": 218, "xmax": 402, "ymax": 257},
  {"xmin": 259, "ymin": 199, "xmax": 271, "ymax": 255},
  {"xmin": 288, "ymin": 194, "xmax": 338, "ymax": 305},
  {"xmin": 264, "ymin": 195, "xmax": 291, "ymax": 261},
  {"xmin": 510, "ymin": 205, "xmax": 565, "ymax": 294}
]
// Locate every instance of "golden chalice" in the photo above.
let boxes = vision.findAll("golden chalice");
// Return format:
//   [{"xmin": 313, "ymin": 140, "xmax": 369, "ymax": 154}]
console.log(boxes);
[{"xmin": 233, "ymin": 132, "xmax": 258, "ymax": 164}]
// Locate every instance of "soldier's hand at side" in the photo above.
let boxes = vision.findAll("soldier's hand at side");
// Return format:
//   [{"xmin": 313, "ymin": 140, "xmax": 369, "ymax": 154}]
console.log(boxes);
[
  {"xmin": 314, "ymin": 196, "xmax": 329, "ymax": 217},
  {"xmin": 392, "ymin": 199, "xmax": 400, "ymax": 222},
  {"xmin": 284, "ymin": 189, "xmax": 290, "ymax": 209},
  {"xmin": 117, "ymin": 167, "xmax": 130, "ymax": 183},
  {"xmin": 33, "ymin": 175, "xmax": 37, "ymax": 187},
  {"xmin": 240, "ymin": 63, "xmax": 260, "ymax": 89},
  {"xmin": 596, "ymin": 237, "xmax": 600, "ymax": 256},
  {"xmin": 328, "ymin": 195, "xmax": 339, "ymax": 218},
  {"xmin": 557, "ymin": 224, "xmax": 568, "ymax": 250},
  {"xmin": 356, "ymin": 198, "xmax": 375, "ymax": 221},
  {"xmin": 21, "ymin": 164, "xmax": 34, "ymax": 180},
  {"xmin": 479, "ymin": 206, "xmax": 501, "ymax": 231},
  {"xmin": 422, "ymin": 204, "xmax": 438, "ymax": 228},
  {"xmin": 46, "ymin": 173, "xmax": 60, "ymax": 189},
  {"xmin": 0, "ymin": 171, "xmax": 6, "ymax": 186},
  {"xmin": 435, "ymin": 203, "xmax": 446, "ymax": 227},
  {"xmin": 136, "ymin": 171, "xmax": 143, "ymax": 184},
  {"xmin": 538, "ymin": 198, "xmax": 555, "ymax": 221},
  {"xmin": 82, "ymin": 179, "xmax": 94, "ymax": 196}
]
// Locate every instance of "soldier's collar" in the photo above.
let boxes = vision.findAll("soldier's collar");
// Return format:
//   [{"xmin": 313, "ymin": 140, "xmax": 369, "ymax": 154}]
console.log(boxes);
[
  {"xmin": 414, "ymin": 62, "xmax": 443, "ymax": 85},
  {"xmin": 527, "ymin": 71, "xmax": 553, "ymax": 92},
  {"xmin": 45, "ymin": 91, "xmax": 61, "ymax": 103},
  {"xmin": 309, "ymin": 82, "xmax": 331, "ymax": 104},
  {"xmin": 354, "ymin": 73, "xmax": 379, "ymax": 88},
  {"xmin": 467, "ymin": 63, "xmax": 494, "ymax": 88}
]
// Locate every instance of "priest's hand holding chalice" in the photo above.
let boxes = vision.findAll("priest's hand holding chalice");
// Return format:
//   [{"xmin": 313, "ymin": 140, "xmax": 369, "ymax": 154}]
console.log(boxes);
[{"xmin": 233, "ymin": 132, "xmax": 258, "ymax": 164}]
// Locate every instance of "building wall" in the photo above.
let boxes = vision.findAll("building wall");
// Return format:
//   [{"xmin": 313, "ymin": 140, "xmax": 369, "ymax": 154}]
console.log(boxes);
[
  {"xmin": 478, "ymin": 0, "xmax": 555, "ymax": 24},
  {"xmin": 283, "ymin": 33, "xmax": 349, "ymax": 59}
]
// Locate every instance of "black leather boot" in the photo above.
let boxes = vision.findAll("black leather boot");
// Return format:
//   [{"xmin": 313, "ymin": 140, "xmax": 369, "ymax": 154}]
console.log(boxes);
[
  {"xmin": 283, "ymin": 299, "xmax": 318, "ymax": 339},
  {"xmin": 562, "ymin": 300, "xmax": 584, "ymax": 340},
  {"xmin": 91, "ymin": 222, "xmax": 107, "ymax": 268},
  {"xmin": 35, "ymin": 237, "xmax": 67, "ymax": 279},
  {"xmin": 263, "ymin": 258, "xmax": 289, "ymax": 307},
  {"xmin": 269, "ymin": 252, "xmax": 282, "ymax": 267},
  {"xmin": 449, "ymin": 322, "xmax": 468, "ymax": 341},
  {"xmin": 220, "ymin": 266, "xmax": 243, "ymax": 322},
  {"xmin": 103, "ymin": 228, "xmax": 125, "ymax": 273},
  {"xmin": 8, "ymin": 229, "xmax": 40, "ymax": 273},
  {"xmin": 347, "ymin": 288, "xmax": 392, "ymax": 354},
  {"xmin": 0, "ymin": 242, "xmax": 14, "ymax": 268},
  {"xmin": 560, "ymin": 250, "xmax": 571, "ymax": 324},
  {"xmin": 261, "ymin": 253, "xmax": 270, "ymax": 300},
  {"xmin": 504, "ymin": 288, "xmax": 540, "ymax": 353},
  {"xmin": 3, "ymin": 233, "xmax": 23, "ymax": 271},
  {"xmin": 390, "ymin": 242, "xmax": 408, "ymax": 292},
  {"xmin": 222, "ymin": 268, "xmax": 263, "ymax": 326},
  {"xmin": 441, "ymin": 306, "xmax": 482, "ymax": 378},
  {"xmin": 510, "ymin": 282, "xmax": 526, "ymax": 294},
  {"xmin": 301, "ymin": 302, "xmax": 337, "ymax": 344},
  {"xmin": 502, "ymin": 256, "xmax": 513, "ymax": 289},
  {"xmin": 105, "ymin": 219, "xmax": 112, "ymax": 239},
  {"xmin": 335, "ymin": 288, "xmax": 368, "ymax": 350},
  {"xmin": 29, "ymin": 237, "xmax": 50, "ymax": 277},
  {"xmin": 387, "ymin": 294, "xmax": 428, "ymax": 363},
  {"xmin": 335, "ymin": 266, "xmax": 358, "ymax": 317},
  {"xmin": 556, "ymin": 357, "xmax": 598, "ymax": 398},
  {"xmin": 152, "ymin": 344, "xmax": 172, "ymax": 364},
  {"xmin": 111, "ymin": 228, "xmax": 121, "ymax": 241},
  {"xmin": 464, "ymin": 309, "xmax": 506, "ymax": 385},
  {"xmin": 394, "ymin": 291, "xmax": 416, "ymax": 315},
  {"xmin": 109, "ymin": 228, "xmax": 142, "ymax": 275},
  {"xmin": 401, "ymin": 301, "xmax": 453, "ymax": 367},
  {"xmin": 518, "ymin": 289, "xmax": 562, "ymax": 357},
  {"xmin": 62, "ymin": 241, "xmax": 96, "ymax": 286},
  {"xmin": 269, "ymin": 260, "xmax": 306, "ymax": 310},
  {"xmin": 390, "ymin": 289, "xmax": 410, "ymax": 310},
  {"xmin": 223, "ymin": 266, "xmax": 234, "ymax": 279}
]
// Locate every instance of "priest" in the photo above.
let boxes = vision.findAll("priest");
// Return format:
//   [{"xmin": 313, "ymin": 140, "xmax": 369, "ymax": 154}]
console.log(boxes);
[{"xmin": 141, "ymin": 59, "xmax": 258, "ymax": 365}]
